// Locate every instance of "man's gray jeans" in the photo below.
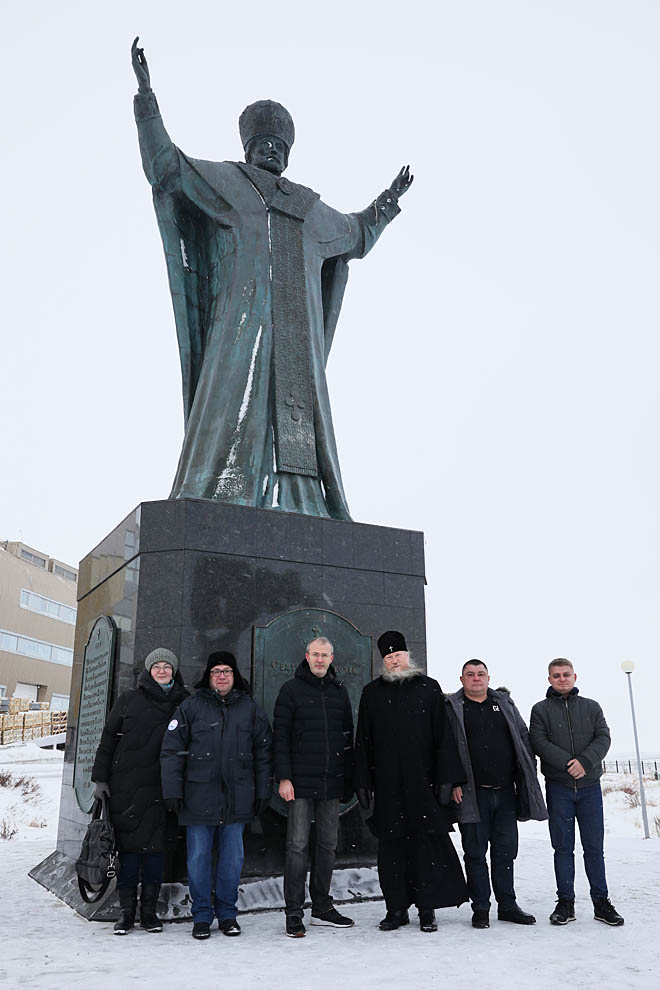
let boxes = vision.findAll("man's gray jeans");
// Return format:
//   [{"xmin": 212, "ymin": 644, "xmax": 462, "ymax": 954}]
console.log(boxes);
[{"xmin": 284, "ymin": 798, "xmax": 340, "ymax": 919}]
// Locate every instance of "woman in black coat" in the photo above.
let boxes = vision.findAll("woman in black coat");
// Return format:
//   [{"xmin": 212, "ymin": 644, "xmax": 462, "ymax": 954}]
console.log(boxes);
[{"xmin": 92, "ymin": 647, "xmax": 188, "ymax": 935}]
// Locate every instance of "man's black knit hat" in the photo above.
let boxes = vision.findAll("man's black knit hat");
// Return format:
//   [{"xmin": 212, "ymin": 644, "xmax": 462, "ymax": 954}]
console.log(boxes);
[{"xmin": 196, "ymin": 650, "xmax": 250, "ymax": 693}]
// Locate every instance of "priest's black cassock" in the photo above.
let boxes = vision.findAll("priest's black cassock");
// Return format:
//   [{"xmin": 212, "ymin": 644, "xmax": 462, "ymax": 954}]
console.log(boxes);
[{"xmin": 355, "ymin": 671, "xmax": 469, "ymax": 912}]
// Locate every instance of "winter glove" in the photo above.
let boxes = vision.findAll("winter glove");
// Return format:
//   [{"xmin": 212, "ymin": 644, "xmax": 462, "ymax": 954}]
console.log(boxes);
[
  {"xmin": 356, "ymin": 787, "xmax": 372, "ymax": 810},
  {"xmin": 256, "ymin": 797, "xmax": 271, "ymax": 816},
  {"xmin": 435, "ymin": 783, "xmax": 453, "ymax": 806},
  {"xmin": 93, "ymin": 781, "xmax": 111, "ymax": 799},
  {"xmin": 165, "ymin": 798, "xmax": 183, "ymax": 815}
]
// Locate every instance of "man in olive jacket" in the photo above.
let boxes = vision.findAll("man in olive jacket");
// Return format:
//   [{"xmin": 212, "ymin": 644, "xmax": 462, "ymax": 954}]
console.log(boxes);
[
  {"xmin": 529, "ymin": 658, "xmax": 623, "ymax": 927},
  {"xmin": 446, "ymin": 659, "xmax": 546, "ymax": 930},
  {"xmin": 273, "ymin": 636, "xmax": 354, "ymax": 937}
]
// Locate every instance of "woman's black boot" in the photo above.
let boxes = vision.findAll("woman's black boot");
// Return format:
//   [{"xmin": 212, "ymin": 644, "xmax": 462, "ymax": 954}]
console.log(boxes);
[
  {"xmin": 140, "ymin": 883, "xmax": 163, "ymax": 932},
  {"xmin": 114, "ymin": 887, "xmax": 138, "ymax": 935}
]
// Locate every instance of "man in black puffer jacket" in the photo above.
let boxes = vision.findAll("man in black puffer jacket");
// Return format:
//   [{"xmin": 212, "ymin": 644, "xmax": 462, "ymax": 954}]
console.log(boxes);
[
  {"xmin": 161, "ymin": 651, "xmax": 272, "ymax": 941},
  {"xmin": 273, "ymin": 636, "xmax": 354, "ymax": 937},
  {"xmin": 92, "ymin": 647, "xmax": 189, "ymax": 935}
]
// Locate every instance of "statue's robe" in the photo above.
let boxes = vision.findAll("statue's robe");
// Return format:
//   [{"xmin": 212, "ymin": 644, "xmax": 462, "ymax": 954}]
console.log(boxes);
[{"xmin": 135, "ymin": 91, "xmax": 400, "ymax": 520}]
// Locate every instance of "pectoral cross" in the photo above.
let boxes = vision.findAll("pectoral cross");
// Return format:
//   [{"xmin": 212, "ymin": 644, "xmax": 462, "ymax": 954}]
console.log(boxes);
[{"xmin": 285, "ymin": 393, "xmax": 305, "ymax": 422}]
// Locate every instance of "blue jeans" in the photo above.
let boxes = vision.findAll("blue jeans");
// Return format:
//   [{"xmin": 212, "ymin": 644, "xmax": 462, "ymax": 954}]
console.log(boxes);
[
  {"xmin": 117, "ymin": 851, "xmax": 164, "ymax": 889},
  {"xmin": 545, "ymin": 780, "xmax": 608, "ymax": 901},
  {"xmin": 284, "ymin": 798, "xmax": 339, "ymax": 919},
  {"xmin": 458, "ymin": 785, "xmax": 518, "ymax": 912},
  {"xmin": 186, "ymin": 823, "xmax": 245, "ymax": 923}
]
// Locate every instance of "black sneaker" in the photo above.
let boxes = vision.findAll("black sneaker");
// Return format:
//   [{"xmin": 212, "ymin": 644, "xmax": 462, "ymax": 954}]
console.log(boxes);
[
  {"xmin": 593, "ymin": 898, "xmax": 624, "ymax": 926},
  {"xmin": 472, "ymin": 909, "xmax": 490, "ymax": 929},
  {"xmin": 549, "ymin": 899, "xmax": 576, "ymax": 925},
  {"xmin": 419, "ymin": 910, "xmax": 437, "ymax": 932},
  {"xmin": 497, "ymin": 904, "xmax": 536, "ymax": 925},
  {"xmin": 286, "ymin": 918, "xmax": 306, "ymax": 938},
  {"xmin": 310, "ymin": 908, "xmax": 354, "ymax": 928},
  {"xmin": 192, "ymin": 921, "xmax": 211, "ymax": 939},
  {"xmin": 379, "ymin": 910, "xmax": 409, "ymax": 931},
  {"xmin": 219, "ymin": 918, "xmax": 241, "ymax": 936}
]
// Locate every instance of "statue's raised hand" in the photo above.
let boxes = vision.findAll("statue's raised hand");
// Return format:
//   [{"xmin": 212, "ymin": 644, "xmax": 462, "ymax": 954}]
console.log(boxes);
[
  {"xmin": 131, "ymin": 36, "xmax": 151, "ymax": 92},
  {"xmin": 389, "ymin": 165, "xmax": 414, "ymax": 200}
]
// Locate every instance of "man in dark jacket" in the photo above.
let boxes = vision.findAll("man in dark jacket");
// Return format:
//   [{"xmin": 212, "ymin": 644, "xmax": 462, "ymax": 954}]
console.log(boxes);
[
  {"xmin": 446, "ymin": 659, "xmax": 546, "ymax": 930},
  {"xmin": 529, "ymin": 658, "xmax": 623, "ymax": 927},
  {"xmin": 161, "ymin": 651, "xmax": 273, "ymax": 940},
  {"xmin": 273, "ymin": 637, "xmax": 354, "ymax": 938},
  {"xmin": 92, "ymin": 647, "xmax": 188, "ymax": 934},
  {"xmin": 354, "ymin": 631, "xmax": 468, "ymax": 934}
]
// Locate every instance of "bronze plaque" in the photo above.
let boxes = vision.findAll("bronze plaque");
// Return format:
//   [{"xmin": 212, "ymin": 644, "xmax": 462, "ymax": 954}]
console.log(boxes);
[
  {"xmin": 73, "ymin": 616, "xmax": 117, "ymax": 813},
  {"xmin": 253, "ymin": 607, "xmax": 372, "ymax": 816}
]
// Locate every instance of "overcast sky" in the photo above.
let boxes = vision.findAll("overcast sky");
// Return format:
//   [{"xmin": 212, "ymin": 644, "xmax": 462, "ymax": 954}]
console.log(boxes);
[{"xmin": 1, "ymin": 1, "xmax": 658, "ymax": 753}]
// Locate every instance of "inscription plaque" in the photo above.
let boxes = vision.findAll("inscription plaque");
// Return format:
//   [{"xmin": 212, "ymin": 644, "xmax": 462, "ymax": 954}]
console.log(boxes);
[
  {"xmin": 73, "ymin": 616, "xmax": 117, "ymax": 813},
  {"xmin": 253, "ymin": 607, "xmax": 372, "ymax": 816}
]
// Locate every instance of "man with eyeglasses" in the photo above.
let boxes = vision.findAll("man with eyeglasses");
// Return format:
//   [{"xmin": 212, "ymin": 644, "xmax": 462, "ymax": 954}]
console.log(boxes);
[
  {"xmin": 161, "ymin": 650, "xmax": 273, "ymax": 940},
  {"xmin": 92, "ymin": 647, "xmax": 188, "ymax": 935},
  {"xmin": 273, "ymin": 636, "xmax": 355, "ymax": 937}
]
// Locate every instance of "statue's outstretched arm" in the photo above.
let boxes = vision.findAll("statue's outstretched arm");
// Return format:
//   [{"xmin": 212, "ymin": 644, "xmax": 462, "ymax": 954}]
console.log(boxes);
[
  {"xmin": 368, "ymin": 164, "xmax": 413, "ymax": 223},
  {"xmin": 131, "ymin": 37, "xmax": 180, "ymax": 189},
  {"xmin": 131, "ymin": 37, "xmax": 151, "ymax": 93},
  {"xmin": 388, "ymin": 165, "xmax": 414, "ymax": 200},
  {"xmin": 347, "ymin": 164, "xmax": 413, "ymax": 259}
]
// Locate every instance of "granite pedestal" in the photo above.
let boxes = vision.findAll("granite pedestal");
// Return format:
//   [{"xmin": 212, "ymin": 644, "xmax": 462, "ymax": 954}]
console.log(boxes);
[{"xmin": 30, "ymin": 499, "xmax": 427, "ymax": 919}]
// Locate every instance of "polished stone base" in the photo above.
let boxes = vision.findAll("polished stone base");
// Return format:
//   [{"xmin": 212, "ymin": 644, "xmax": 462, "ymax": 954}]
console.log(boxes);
[
  {"xmin": 29, "ymin": 851, "xmax": 382, "ymax": 922},
  {"xmin": 33, "ymin": 499, "xmax": 427, "ymax": 915}
]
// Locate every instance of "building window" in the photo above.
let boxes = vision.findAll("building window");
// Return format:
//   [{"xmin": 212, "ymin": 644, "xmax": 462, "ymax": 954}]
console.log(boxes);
[
  {"xmin": 50, "ymin": 693, "xmax": 70, "ymax": 711},
  {"xmin": 20, "ymin": 549, "xmax": 46, "ymax": 568},
  {"xmin": 0, "ymin": 685, "xmax": 6, "ymax": 698},
  {"xmin": 0, "ymin": 628, "xmax": 73, "ymax": 667},
  {"xmin": 14, "ymin": 681, "xmax": 39, "ymax": 703},
  {"xmin": 53, "ymin": 564, "xmax": 77, "ymax": 582},
  {"xmin": 124, "ymin": 529, "xmax": 136, "ymax": 561},
  {"xmin": 20, "ymin": 589, "xmax": 77, "ymax": 625}
]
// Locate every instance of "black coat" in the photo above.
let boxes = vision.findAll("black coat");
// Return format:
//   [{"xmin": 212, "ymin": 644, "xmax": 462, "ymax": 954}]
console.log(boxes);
[
  {"xmin": 92, "ymin": 669, "xmax": 189, "ymax": 853},
  {"xmin": 160, "ymin": 687, "xmax": 273, "ymax": 826},
  {"xmin": 273, "ymin": 660, "xmax": 354, "ymax": 800},
  {"xmin": 354, "ymin": 673, "xmax": 466, "ymax": 839}
]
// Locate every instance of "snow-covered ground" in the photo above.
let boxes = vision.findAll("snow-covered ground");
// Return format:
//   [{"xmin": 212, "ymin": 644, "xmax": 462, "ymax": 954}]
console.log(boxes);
[
  {"xmin": 0, "ymin": 743, "xmax": 63, "ymax": 842},
  {"xmin": 1, "ymin": 744, "xmax": 659, "ymax": 989}
]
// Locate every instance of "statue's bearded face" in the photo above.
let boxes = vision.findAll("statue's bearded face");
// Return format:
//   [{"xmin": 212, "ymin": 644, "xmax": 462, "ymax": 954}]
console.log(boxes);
[{"xmin": 246, "ymin": 134, "xmax": 289, "ymax": 175}]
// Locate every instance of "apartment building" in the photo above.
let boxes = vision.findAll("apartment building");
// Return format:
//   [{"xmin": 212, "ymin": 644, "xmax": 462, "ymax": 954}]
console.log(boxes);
[{"xmin": 0, "ymin": 540, "xmax": 77, "ymax": 709}]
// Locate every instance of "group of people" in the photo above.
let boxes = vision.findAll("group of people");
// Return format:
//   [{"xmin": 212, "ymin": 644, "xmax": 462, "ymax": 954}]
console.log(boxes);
[{"xmin": 91, "ymin": 632, "xmax": 624, "ymax": 939}]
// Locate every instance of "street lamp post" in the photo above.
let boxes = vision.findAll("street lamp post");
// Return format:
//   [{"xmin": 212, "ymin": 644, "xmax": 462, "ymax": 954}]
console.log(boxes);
[{"xmin": 620, "ymin": 661, "xmax": 650, "ymax": 839}]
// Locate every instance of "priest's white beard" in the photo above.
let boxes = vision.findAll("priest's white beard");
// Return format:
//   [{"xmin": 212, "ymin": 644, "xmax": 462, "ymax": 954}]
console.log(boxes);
[{"xmin": 381, "ymin": 657, "xmax": 422, "ymax": 683}]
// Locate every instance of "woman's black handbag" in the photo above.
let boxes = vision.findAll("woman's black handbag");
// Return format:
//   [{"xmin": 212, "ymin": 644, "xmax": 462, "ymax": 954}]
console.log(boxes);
[{"xmin": 75, "ymin": 792, "xmax": 118, "ymax": 903}]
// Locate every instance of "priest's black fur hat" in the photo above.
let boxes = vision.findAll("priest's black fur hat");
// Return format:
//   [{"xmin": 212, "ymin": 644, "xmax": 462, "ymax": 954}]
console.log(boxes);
[{"xmin": 377, "ymin": 630, "xmax": 408, "ymax": 658}]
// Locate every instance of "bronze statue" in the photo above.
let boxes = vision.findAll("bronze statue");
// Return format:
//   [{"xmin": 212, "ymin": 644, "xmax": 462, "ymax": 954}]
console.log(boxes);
[{"xmin": 132, "ymin": 39, "xmax": 413, "ymax": 520}]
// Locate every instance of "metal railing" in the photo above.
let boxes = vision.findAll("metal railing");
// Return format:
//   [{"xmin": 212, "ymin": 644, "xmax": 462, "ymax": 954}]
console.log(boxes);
[{"xmin": 602, "ymin": 759, "xmax": 660, "ymax": 777}]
